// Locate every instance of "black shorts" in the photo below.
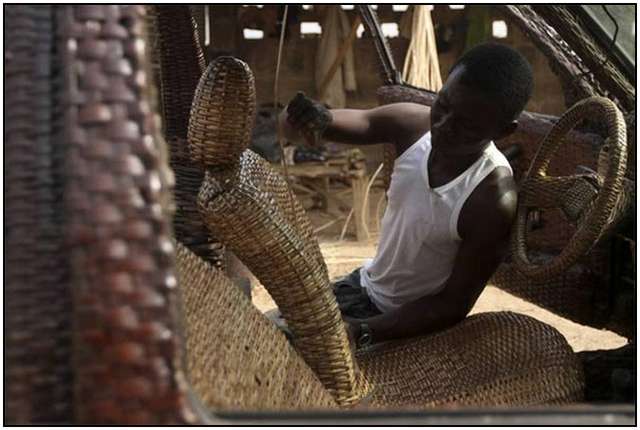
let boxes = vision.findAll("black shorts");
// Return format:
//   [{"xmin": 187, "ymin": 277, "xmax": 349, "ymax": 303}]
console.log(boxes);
[{"xmin": 332, "ymin": 267, "xmax": 382, "ymax": 319}]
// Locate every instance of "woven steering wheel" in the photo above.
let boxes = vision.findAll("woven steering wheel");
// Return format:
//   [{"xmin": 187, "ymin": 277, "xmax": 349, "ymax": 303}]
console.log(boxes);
[{"xmin": 512, "ymin": 97, "xmax": 627, "ymax": 281}]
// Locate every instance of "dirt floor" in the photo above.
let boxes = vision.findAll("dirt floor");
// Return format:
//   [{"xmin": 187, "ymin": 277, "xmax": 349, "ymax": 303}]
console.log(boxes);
[{"xmin": 250, "ymin": 186, "xmax": 628, "ymax": 353}]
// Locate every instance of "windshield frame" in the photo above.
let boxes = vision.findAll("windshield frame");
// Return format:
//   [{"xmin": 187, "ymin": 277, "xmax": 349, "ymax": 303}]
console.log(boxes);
[{"xmin": 576, "ymin": 5, "xmax": 635, "ymax": 81}]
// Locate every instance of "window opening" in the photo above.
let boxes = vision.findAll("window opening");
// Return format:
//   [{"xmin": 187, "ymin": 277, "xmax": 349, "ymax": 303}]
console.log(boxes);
[
  {"xmin": 243, "ymin": 28, "xmax": 264, "ymax": 39},
  {"xmin": 204, "ymin": 5, "xmax": 210, "ymax": 46},
  {"xmin": 382, "ymin": 22, "xmax": 399, "ymax": 38},
  {"xmin": 301, "ymin": 21, "xmax": 322, "ymax": 36},
  {"xmin": 492, "ymin": 20, "xmax": 508, "ymax": 39}
]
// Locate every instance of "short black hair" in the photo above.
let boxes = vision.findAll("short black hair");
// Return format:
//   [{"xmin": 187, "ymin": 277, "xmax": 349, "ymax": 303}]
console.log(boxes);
[{"xmin": 451, "ymin": 42, "xmax": 533, "ymax": 122}]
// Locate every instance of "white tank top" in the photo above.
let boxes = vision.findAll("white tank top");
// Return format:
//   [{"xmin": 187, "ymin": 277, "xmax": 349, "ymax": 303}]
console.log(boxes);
[{"xmin": 360, "ymin": 131, "xmax": 512, "ymax": 313}]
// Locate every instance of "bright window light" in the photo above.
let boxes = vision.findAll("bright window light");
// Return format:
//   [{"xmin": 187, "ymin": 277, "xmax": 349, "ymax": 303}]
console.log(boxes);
[
  {"xmin": 341, "ymin": 4, "xmax": 354, "ymax": 10},
  {"xmin": 302, "ymin": 4, "xmax": 312, "ymax": 10},
  {"xmin": 492, "ymin": 20, "xmax": 508, "ymax": 38},
  {"xmin": 301, "ymin": 21, "xmax": 322, "ymax": 35},
  {"xmin": 392, "ymin": 5, "xmax": 409, "ymax": 12},
  {"xmin": 371, "ymin": 5, "xmax": 378, "ymax": 10},
  {"xmin": 381, "ymin": 22, "xmax": 399, "ymax": 38},
  {"xmin": 356, "ymin": 23, "xmax": 365, "ymax": 38},
  {"xmin": 204, "ymin": 5, "xmax": 210, "ymax": 46},
  {"xmin": 449, "ymin": 5, "xmax": 465, "ymax": 10},
  {"xmin": 255, "ymin": 4, "xmax": 263, "ymax": 8},
  {"xmin": 243, "ymin": 28, "xmax": 264, "ymax": 39}
]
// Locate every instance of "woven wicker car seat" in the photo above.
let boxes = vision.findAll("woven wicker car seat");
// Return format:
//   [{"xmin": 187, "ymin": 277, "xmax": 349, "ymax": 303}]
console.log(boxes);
[
  {"xmin": 5, "ymin": 5, "xmax": 585, "ymax": 423},
  {"xmin": 189, "ymin": 56, "xmax": 585, "ymax": 408}
]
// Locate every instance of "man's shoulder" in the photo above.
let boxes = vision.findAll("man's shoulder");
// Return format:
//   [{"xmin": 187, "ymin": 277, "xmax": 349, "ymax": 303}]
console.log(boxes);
[
  {"xmin": 387, "ymin": 102, "xmax": 431, "ymax": 113},
  {"xmin": 459, "ymin": 166, "xmax": 517, "ymax": 240},
  {"xmin": 381, "ymin": 102, "xmax": 430, "ymax": 126},
  {"xmin": 383, "ymin": 103, "xmax": 431, "ymax": 154}
]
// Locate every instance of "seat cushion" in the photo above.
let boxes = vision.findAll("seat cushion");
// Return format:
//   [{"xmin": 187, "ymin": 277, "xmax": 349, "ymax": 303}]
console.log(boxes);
[
  {"xmin": 177, "ymin": 242, "xmax": 336, "ymax": 411},
  {"xmin": 356, "ymin": 311, "xmax": 584, "ymax": 408}
]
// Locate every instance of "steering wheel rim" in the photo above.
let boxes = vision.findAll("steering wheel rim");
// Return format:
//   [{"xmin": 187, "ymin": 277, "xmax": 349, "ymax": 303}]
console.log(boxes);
[{"xmin": 512, "ymin": 97, "xmax": 627, "ymax": 280}]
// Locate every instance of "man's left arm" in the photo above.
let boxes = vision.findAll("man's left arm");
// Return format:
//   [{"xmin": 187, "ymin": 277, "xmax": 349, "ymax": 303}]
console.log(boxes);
[{"xmin": 350, "ymin": 173, "xmax": 517, "ymax": 342}]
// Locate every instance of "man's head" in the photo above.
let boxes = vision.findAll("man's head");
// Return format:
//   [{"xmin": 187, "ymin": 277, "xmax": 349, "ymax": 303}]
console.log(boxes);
[{"xmin": 430, "ymin": 42, "xmax": 533, "ymax": 155}]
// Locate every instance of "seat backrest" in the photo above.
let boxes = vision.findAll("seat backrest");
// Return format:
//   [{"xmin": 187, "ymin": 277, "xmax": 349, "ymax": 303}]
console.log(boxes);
[
  {"xmin": 150, "ymin": 5, "xmax": 225, "ymax": 269},
  {"xmin": 189, "ymin": 57, "xmax": 369, "ymax": 406}
]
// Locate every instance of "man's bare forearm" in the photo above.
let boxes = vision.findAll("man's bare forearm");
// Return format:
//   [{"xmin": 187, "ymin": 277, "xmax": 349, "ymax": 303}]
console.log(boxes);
[
  {"xmin": 363, "ymin": 291, "xmax": 470, "ymax": 342},
  {"xmin": 322, "ymin": 109, "xmax": 388, "ymax": 146}
]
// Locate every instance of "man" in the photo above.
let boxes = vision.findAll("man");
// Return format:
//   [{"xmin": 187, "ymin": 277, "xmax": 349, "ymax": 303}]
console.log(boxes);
[{"xmin": 281, "ymin": 42, "xmax": 533, "ymax": 348}]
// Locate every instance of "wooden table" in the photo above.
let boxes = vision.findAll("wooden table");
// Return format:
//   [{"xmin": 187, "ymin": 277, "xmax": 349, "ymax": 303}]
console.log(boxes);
[{"xmin": 273, "ymin": 151, "xmax": 371, "ymax": 241}]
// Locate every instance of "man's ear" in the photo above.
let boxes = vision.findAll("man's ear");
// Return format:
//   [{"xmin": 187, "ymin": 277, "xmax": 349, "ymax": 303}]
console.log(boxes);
[{"xmin": 495, "ymin": 120, "xmax": 518, "ymax": 140}]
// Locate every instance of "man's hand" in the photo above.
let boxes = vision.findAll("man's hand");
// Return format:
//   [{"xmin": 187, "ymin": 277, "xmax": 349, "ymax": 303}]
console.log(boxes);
[{"xmin": 283, "ymin": 92, "xmax": 332, "ymax": 146}]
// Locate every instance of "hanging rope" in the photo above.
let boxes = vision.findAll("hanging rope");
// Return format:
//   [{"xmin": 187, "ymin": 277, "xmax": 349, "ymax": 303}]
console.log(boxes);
[{"xmin": 274, "ymin": 5, "xmax": 291, "ymax": 184}]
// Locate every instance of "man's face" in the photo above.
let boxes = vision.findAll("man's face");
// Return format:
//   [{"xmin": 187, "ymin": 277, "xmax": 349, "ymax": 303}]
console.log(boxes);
[{"xmin": 430, "ymin": 65, "xmax": 511, "ymax": 156}]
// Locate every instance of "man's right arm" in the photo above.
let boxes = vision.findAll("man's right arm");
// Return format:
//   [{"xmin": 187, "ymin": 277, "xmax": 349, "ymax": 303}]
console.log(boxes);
[
  {"xmin": 324, "ymin": 103, "xmax": 430, "ymax": 148},
  {"xmin": 280, "ymin": 97, "xmax": 430, "ymax": 155}
]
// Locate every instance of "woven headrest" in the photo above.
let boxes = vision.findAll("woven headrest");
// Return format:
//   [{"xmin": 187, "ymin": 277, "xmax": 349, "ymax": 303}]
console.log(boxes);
[{"xmin": 188, "ymin": 56, "xmax": 256, "ymax": 169}]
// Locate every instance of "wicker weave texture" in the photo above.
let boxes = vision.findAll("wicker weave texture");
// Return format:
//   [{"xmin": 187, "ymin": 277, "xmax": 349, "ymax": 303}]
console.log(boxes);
[
  {"xmin": 177, "ymin": 243, "xmax": 336, "ymax": 411},
  {"xmin": 513, "ymin": 97, "xmax": 627, "ymax": 280},
  {"xmin": 533, "ymin": 6, "xmax": 635, "ymax": 112},
  {"xmin": 198, "ymin": 150, "xmax": 367, "ymax": 406},
  {"xmin": 196, "ymin": 149, "xmax": 587, "ymax": 409},
  {"xmin": 491, "ymin": 261, "xmax": 598, "ymax": 325},
  {"xmin": 189, "ymin": 57, "xmax": 365, "ymax": 406},
  {"xmin": 149, "ymin": 6, "xmax": 224, "ymax": 269},
  {"xmin": 5, "ymin": 4, "xmax": 590, "ymax": 422},
  {"xmin": 188, "ymin": 57, "xmax": 256, "ymax": 169},
  {"xmin": 502, "ymin": 6, "xmax": 602, "ymax": 107},
  {"xmin": 4, "ymin": 5, "xmax": 74, "ymax": 423},
  {"xmin": 358, "ymin": 312, "xmax": 584, "ymax": 408},
  {"xmin": 59, "ymin": 5, "xmax": 195, "ymax": 424}
]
